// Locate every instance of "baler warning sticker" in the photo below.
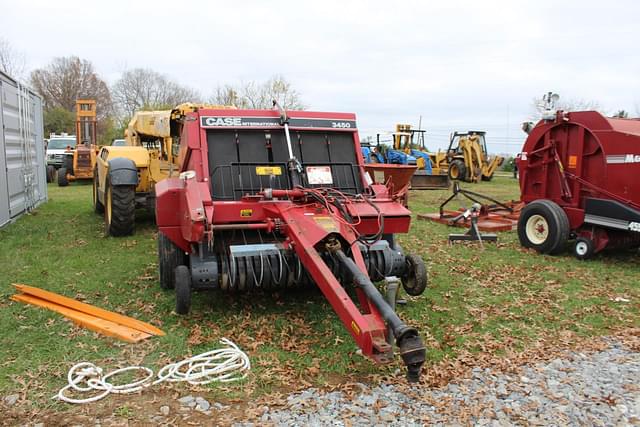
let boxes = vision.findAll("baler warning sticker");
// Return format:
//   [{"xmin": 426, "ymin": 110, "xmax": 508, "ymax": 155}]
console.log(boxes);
[
  {"xmin": 568, "ymin": 155, "xmax": 577, "ymax": 169},
  {"xmin": 240, "ymin": 209, "xmax": 253, "ymax": 217},
  {"xmin": 256, "ymin": 166, "xmax": 282, "ymax": 176},
  {"xmin": 314, "ymin": 216, "xmax": 338, "ymax": 232},
  {"xmin": 306, "ymin": 166, "xmax": 333, "ymax": 185}
]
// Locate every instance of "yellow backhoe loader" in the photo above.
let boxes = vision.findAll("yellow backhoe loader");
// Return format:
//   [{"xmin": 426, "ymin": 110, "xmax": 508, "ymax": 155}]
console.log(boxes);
[
  {"xmin": 92, "ymin": 103, "xmax": 234, "ymax": 236},
  {"xmin": 441, "ymin": 131, "xmax": 503, "ymax": 183}
]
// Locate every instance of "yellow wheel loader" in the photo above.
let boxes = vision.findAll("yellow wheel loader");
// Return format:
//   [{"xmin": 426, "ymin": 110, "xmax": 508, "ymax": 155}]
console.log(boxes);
[
  {"xmin": 444, "ymin": 131, "xmax": 503, "ymax": 183},
  {"xmin": 93, "ymin": 103, "xmax": 233, "ymax": 236}
]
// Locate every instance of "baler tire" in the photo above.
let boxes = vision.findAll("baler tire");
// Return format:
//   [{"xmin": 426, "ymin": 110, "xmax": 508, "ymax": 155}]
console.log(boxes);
[
  {"xmin": 517, "ymin": 199, "xmax": 569, "ymax": 255},
  {"xmin": 448, "ymin": 160, "xmax": 467, "ymax": 182},
  {"xmin": 104, "ymin": 179, "xmax": 135, "ymax": 237},
  {"xmin": 158, "ymin": 232, "xmax": 185, "ymax": 289},
  {"xmin": 573, "ymin": 237, "xmax": 595, "ymax": 260},
  {"xmin": 92, "ymin": 169, "xmax": 104, "ymax": 214},
  {"xmin": 175, "ymin": 265, "xmax": 191, "ymax": 315},
  {"xmin": 402, "ymin": 253, "xmax": 428, "ymax": 296},
  {"xmin": 46, "ymin": 165, "xmax": 55, "ymax": 183},
  {"xmin": 57, "ymin": 167, "xmax": 69, "ymax": 187}
]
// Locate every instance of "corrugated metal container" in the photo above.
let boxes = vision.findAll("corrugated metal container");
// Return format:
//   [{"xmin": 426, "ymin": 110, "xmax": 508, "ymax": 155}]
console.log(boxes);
[{"xmin": 0, "ymin": 70, "xmax": 47, "ymax": 228}]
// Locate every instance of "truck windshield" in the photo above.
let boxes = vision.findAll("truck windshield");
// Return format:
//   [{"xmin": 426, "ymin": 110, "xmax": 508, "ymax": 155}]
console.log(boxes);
[{"xmin": 48, "ymin": 139, "xmax": 76, "ymax": 149}]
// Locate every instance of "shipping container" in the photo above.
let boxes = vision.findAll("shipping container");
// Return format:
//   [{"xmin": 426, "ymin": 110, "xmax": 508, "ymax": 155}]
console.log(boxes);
[{"xmin": 0, "ymin": 70, "xmax": 47, "ymax": 228}]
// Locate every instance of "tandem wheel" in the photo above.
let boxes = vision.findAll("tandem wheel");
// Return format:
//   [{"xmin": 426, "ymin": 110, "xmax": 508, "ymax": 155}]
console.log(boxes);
[{"xmin": 175, "ymin": 265, "xmax": 192, "ymax": 315}]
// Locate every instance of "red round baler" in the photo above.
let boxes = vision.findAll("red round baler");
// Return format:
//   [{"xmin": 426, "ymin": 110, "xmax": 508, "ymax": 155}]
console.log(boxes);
[{"xmin": 517, "ymin": 110, "xmax": 640, "ymax": 259}]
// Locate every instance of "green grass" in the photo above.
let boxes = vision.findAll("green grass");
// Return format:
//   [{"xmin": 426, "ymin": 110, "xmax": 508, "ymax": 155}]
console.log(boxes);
[{"xmin": 0, "ymin": 177, "xmax": 638, "ymax": 407}]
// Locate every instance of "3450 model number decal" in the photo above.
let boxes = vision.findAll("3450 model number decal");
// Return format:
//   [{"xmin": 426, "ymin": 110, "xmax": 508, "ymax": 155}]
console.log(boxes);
[{"xmin": 200, "ymin": 116, "xmax": 357, "ymax": 129}]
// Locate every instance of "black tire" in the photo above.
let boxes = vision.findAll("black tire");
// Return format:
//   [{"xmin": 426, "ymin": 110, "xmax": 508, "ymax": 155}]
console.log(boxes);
[
  {"xmin": 158, "ymin": 232, "xmax": 185, "ymax": 289},
  {"xmin": 481, "ymin": 174, "xmax": 493, "ymax": 182},
  {"xmin": 448, "ymin": 159, "xmax": 467, "ymax": 182},
  {"xmin": 92, "ymin": 168, "xmax": 104, "ymax": 214},
  {"xmin": 63, "ymin": 156, "xmax": 74, "ymax": 176},
  {"xmin": 104, "ymin": 177, "xmax": 135, "ymax": 237},
  {"xmin": 573, "ymin": 237, "xmax": 595, "ymax": 260},
  {"xmin": 517, "ymin": 199, "xmax": 569, "ymax": 255},
  {"xmin": 175, "ymin": 265, "xmax": 191, "ymax": 315},
  {"xmin": 402, "ymin": 253, "xmax": 428, "ymax": 296},
  {"xmin": 57, "ymin": 167, "xmax": 69, "ymax": 187},
  {"xmin": 46, "ymin": 165, "xmax": 55, "ymax": 183}
]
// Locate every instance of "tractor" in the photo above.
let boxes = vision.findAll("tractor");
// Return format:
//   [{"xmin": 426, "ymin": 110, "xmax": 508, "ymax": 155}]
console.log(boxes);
[
  {"xmin": 443, "ymin": 131, "xmax": 503, "ymax": 183},
  {"xmin": 155, "ymin": 104, "xmax": 429, "ymax": 381},
  {"xmin": 92, "ymin": 103, "xmax": 234, "ymax": 236}
]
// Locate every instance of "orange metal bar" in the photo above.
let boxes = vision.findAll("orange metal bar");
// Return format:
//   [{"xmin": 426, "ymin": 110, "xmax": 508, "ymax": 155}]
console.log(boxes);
[
  {"xmin": 11, "ymin": 294, "xmax": 152, "ymax": 343},
  {"xmin": 12, "ymin": 284, "xmax": 164, "ymax": 336}
]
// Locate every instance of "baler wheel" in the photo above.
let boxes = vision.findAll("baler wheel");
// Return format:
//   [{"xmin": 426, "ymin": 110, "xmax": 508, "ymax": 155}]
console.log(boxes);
[
  {"xmin": 448, "ymin": 160, "xmax": 467, "ymax": 181},
  {"xmin": 158, "ymin": 232, "xmax": 185, "ymax": 289},
  {"xmin": 402, "ymin": 253, "xmax": 428, "ymax": 296},
  {"xmin": 57, "ymin": 167, "xmax": 69, "ymax": 187},
  {"xmin": 573, "ymin": 237, "xmax": 595, "ymax": 260},
  {"xmin": 175, "ymin": 265, "xmax": 191, "ymax": 315},
  {"xmin": 104, "ymin": 179, "xmax": 135, "ymax": 237},
  {"xmin": 518, "ymin": 200, "xmax": 569, "ymax": 255},
  {"xmin": 92, "ymin": 168, "xmax": 104, "ymax": 214}
]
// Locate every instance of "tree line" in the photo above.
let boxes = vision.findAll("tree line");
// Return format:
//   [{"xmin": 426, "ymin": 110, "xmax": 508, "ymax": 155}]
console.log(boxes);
[{"xmin": 0, "ymin": 37, "xmax": 305, "ymax": 145}]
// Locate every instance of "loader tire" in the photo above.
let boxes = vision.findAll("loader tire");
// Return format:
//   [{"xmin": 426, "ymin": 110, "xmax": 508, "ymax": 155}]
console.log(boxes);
[
  {"xmin": 104, "ymin": 178, "xmax": 135, "ymax": 237},
  {"xmin": 175, "ymin": 265, "xmax": 192, "ymax": 315},
  {"xmin": 63, "ymin": 156, "xmax": 74, "ymax": 176},
  {"xmin": 402, "ymin": 253, "xmax": 428, "ymax": 296},
  {"xmin": 517, "ymin": 199, "xmax": 569, "ymax": 255},
  {"xmin": 481, "ymin": 174, "xmax": 493, "ymax": 182},
  {"xmin": 448, "ymin": 160, "xmax": 467, "ymax": 182},
  {"xmin": 57, "ymin": 167, "xmax": 69, "ymax": 187},
  {"xmin": 158, "ymin": 232, "xmax": 185, "ymax": 290},
  {"xmin": 92, "ymin": 168, "xmax": 104, "ymax": 214},
  {"xmin": 46, "ymin": 165, "xmax": 55, "ymax": 183}
]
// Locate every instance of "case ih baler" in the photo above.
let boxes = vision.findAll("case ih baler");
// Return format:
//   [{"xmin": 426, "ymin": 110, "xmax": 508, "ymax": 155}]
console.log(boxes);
[
  {"xmin": 155, "ymin": 106, "xmax": 428, "ymax": 381},
  {"xmin": 517, "ymin": 109, "xmax": 640, "ymax": 259}
]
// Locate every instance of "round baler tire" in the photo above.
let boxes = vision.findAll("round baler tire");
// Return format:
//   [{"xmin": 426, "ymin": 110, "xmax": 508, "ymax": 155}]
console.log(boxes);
[
  {"xmin": 402, "ymin": 253, "xmax": 428, "ymax": 296},
  {"xmin": 448, "ymin": 160, "xmax": 467, "ymax": 182},
  {"xmin": 517, "ymin": 199, "xmax": 569, "ymax": 255},
  {"xmin": 175, "ymin": 265, "xmax": 192, "ymax": 315},
  {"xmin": 93, "ymin": 169, "xmax": 104, "ymax": 214},
  {"xmin": 104, "ymin": 179, "xmax": 135, "ymax": 237},
  {"xmin": 158, "ymin": 232, "xmax": 185, "ymax": 290},
  {"xmin": 57, "ymin": 167, "xmax": 69, "ymax": 187}
]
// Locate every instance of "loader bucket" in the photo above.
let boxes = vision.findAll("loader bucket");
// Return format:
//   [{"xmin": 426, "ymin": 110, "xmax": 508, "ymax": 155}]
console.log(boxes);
[
  {"xmin": 410, "ymin": 170, "xmax": 450, "ymax": 190},
  {"xmin": 364, "ymin": 164, "xmax": 417, "ymax": 197}
]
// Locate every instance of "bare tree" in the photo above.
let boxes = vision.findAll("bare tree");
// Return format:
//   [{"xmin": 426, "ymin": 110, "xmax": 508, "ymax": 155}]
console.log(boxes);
[
  {"xmin": 0, "ymin": 37, "xmax": 26, "ymax": 79},
  {"xmin": 210, "ymin": 75, "xmax": 305, "ymax": 110},
  {"xmin": 111, "ymin": 68, "xmax": 202, "ymax": 118},
  {"xmin": 30, "ymin": 56, "xmax": 112, "ymax": 119}
]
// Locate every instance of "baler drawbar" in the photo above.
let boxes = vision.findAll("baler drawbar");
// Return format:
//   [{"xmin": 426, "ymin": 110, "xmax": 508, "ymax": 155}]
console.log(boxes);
[{"xmin": 155, "ymin": 104, "xmax": 428, "ymax": 380}]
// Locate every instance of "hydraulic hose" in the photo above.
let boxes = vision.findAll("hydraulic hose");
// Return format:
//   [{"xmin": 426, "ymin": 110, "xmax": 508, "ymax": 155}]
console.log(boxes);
[{"xmin": 331, "ymin": 249, "xmax": 426, "ymax": 382}]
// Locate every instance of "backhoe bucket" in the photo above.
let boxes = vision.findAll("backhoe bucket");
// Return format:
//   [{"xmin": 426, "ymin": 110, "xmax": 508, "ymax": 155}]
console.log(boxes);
[{"xmin": 410, "ymin": 170, "xmax": 450, "ymax": 190}]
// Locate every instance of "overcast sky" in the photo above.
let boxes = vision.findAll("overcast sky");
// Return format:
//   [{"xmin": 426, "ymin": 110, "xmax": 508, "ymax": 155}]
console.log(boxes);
[{"xmin": 2, "ymin": 0, "xmax": 639, "ymax": 153}]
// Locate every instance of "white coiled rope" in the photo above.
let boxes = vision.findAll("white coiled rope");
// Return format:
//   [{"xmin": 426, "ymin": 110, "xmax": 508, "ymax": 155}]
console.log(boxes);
[{"xmin": 56, "ymin": 338, "xmax": 250, "ymax": 404}]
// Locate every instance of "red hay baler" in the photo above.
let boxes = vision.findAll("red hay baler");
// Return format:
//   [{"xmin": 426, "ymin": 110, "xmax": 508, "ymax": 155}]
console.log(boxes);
[
  {"xmin": 155, "ymin": 106, "xmax": 428, "ymax": 381},
  {"xmin": 517, "ymin": 110, "xmax": 640, "ymax": 259}
]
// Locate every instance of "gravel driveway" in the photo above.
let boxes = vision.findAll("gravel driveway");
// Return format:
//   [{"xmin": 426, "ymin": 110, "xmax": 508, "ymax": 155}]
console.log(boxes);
[{"xmin": 245, "ymin": 339, "xmax": 640, "ymax": 426}]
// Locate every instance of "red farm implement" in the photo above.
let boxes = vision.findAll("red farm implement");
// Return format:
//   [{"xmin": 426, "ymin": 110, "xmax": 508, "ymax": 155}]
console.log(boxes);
[
  {"xmin": 517, "ymin": 108, "xmax": 640, "ymax": 259},
  {"xmin": 155, "ymin": 104, "xmax": 429, "ymax": 381}
]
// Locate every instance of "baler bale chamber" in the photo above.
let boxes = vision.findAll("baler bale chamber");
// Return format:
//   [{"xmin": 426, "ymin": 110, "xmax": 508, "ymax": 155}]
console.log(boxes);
[
  {"xmin": 155, "ymin": 107, "xmax": 429, "ymax": 380},
  {"xmin": 517, "ymin": 110, "xmax": 640, "ymax": 259}
]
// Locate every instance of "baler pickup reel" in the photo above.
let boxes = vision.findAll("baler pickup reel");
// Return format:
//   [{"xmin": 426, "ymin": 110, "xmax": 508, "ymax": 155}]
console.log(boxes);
[{"xmin": 155, "ymin": 107, "xmax": 429, "ymax": 381}]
